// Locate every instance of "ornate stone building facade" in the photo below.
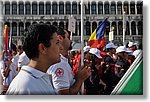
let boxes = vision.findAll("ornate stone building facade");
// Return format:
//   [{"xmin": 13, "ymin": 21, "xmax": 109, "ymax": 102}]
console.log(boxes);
[{"xmin": 0, "ymin": 0, "xmax": 143, "ymax": 45}]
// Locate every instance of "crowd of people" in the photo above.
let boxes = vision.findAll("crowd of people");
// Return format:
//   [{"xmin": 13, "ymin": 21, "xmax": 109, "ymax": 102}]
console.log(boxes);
[{"xmin": 0, "ymin": 23, "xmax": 142, "ymax": 95}]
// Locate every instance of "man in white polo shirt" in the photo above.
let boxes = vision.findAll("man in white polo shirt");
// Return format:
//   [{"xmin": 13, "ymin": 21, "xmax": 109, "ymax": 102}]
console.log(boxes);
[
  {"xmin": 17, "ymin": 51, "xmax": 29, "ymax": 71},
  {"xmin": 6, "ymin": 24, "xmax": 60, "ymax": 95},
  {"xmin": 47, "ymin": 27, "xmax": 91, "ymax": 95}
]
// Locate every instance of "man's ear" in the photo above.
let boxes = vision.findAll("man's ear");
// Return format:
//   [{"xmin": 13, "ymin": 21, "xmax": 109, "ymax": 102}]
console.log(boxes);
[
  {"xmin": 57, "ymin": 35, "xmax": 63, "ymax": 42},
  {"xmin": 38, "ymin": 43, "xmax": 46, "ymax": 54}
]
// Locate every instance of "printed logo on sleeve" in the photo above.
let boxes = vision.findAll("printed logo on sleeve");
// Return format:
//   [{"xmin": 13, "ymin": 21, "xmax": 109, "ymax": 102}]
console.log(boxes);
[{"xmin": 55, "ymin": 68, "xmax": 64, "ymax": 77}]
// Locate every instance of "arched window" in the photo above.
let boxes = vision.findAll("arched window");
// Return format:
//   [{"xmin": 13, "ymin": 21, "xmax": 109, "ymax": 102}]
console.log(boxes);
[
  {"xmin": 124, "ymin": 1, "xmax": 129, "ymax": 14},
  {"xmin": 52, "ymin": 2, "xmax": 57, "ymax": 14},
  {"xmin": 137, "ymin": 21, "xmax": 143, "ymax": 35},
  {"xmin": 78, "ymin": 2, "xmax": 81, "ymax": 14},
  {"xmin": 86, "ymin": 22, "xmax": 91, "ymax": 35},
  {"xmin": 5, "ymin": 2, "xmax": 10, "ymax": 15},
  {"xmin": 19, "ymin": 2, "xmax": 24, "ymax": 15},
  {"xmin": 92, "ymin": 22, "xmax": 97, "ymax": 32},
  {"xmin": 12, "ymin": 22, "xmax": 17, "ymax": 36},
  {"xmin": 137, "ymin": 1, "xmax": 143, "ymax": 14},
  {"xmin": 112, "ymin": 22, "xmax": 117, "ymax": 35},
  {"xmin": 25, "ymin": 22, "xmax": 30, "ymax": 30},
  {"xmin": 59, "ymin": 2, "xmax": 64, "ymax": 14},
  {"xmin": 66, "ymin": 2, "xmax": 71, "ymax": 14},
  {"xmin": 72, "ymin": 2, "xmax": 77, "ymax": 14},
  {"xmin": 130, "ymin": 2, "xmax": 135, "ymax": 14},
  {"xmin": 53, "ymin": 22, "xmax": 58, "ymax": 26},
  {"xmin": 118, "ymin": 21, "xmax": 123, "ymax": 35},
  {"xmin": 117, "ymin": 1, "xmax": 122, "ymax": 14},
  {"xmin": 39, "ymin": 2, "xmax": 44, "ymax": 15},
  {"xmin": 12, "ymin": 2, "xmax": 17, "ymax": 15},
  {"xmin": 98, "ymin": 2, "xmax": 103, "ymax": 14},
  {"xmin": 32, "ymin": 22, "xmax": 37, "ymax": 25},
  {"xmin": 91, "ymin": 2, "xmax": 96, "ymax": 14},
  {"xmin": 111, "ymin": 2, "xmax": 116, "ymax": 14},
  {"xmin": 59, "ymin": 22, "xmax": 64, "ymax": 28},
  {"xmin": 99, "ymin": 21, "xmax": 102, "ymax": 25},
  {"xmin": 19, "ymin": 22, "xmax": 24, "ymax": 36},
  {"xmin": 105, "ymin": 21, "xmax": 110, "ymax": 35},
  {"xmin": 125, "ymin": 21, "xmax": 130, "ymax": 35},
  {"xmin": 79, "ymin": 21, "xmax": 81, "ymax": 36},
  {"xmin": 75, "ymin": 22, "xmax": 78, "ymax": 36},
  {"xmin": 85, "ymin": 2, "xmax": 90, "ymax": 14},
  {"xmin": 131, "ymin": 21, "xmax": 136, "ymax": 35},
  {"xmin": 39, "ymin": 22, "xmax": 44, "ymax": 24},
  {"xmin": 46, "ymin": 2, "xmax": 51, "ymax": 15},
  {"xmin": 104, "ymin": 2, "xmax": 109, "ymax": 14},
  {"xmin": 46, "ymin": 22, "xmax": 51, "ymax": 25},
  {"xmin": 66, "ymin": 22, "xmax": 68, "ymax": 30},
  {"xmin": 25, "ymin": 2, "xmax": 31, "ymax": 15},
  {"xmin": 32, "ymin": 2, "xmax": 37, "ymax": 15}
]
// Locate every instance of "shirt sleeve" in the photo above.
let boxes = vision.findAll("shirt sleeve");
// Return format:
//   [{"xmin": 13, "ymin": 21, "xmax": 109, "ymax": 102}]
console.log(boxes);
[{"xmin": 51, "ymin": 64, "xmax": 70, "ymax": 91}]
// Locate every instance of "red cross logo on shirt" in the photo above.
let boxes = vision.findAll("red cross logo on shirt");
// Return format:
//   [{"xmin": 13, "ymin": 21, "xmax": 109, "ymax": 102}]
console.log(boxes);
[{"xmin": 55, "ymin": 68, "xmax": 64, "ymax": 77}]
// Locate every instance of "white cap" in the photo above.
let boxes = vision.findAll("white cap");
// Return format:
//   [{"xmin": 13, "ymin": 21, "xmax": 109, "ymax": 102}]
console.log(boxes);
[
  {"xmin": 89, "ymin": 48, "xmax": 102, "ymax": 59},
  {"xmin": 126, "ymin": 48, "xmax": 133, "ymax": 55},
  {"xmin": 83, "ymin": 46, "xmax": 91, "ymax": 52},
  {"xmin": 128, "ymin": 41, "xmax": 136, "ymax": 47},
  {"xmin": 106, "ymin": 42, "xmax": 117, "ymax": 49},
  {"xmin": 116, "ymin": 46, "xmax": 127, "ymax": 54}
]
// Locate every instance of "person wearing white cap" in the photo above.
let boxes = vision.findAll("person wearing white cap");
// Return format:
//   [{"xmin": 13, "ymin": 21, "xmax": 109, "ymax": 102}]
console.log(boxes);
[
  {"xmin": 102, "ymin": 42, "xmax": 117, "ymax": 94},
  {"xmin": 125, "ymin": 48, "xmax": 135, "ymax": 65},
  {"xmin": 133, "ymin": 42, "xmax": 142, "ymax": 58},
  {"xmin": 85, "ymin": 48, "xmax": 105, "ymax": 95},
  {"xmin": 112, "ymin": 46, "xmax": 130, "ymax": 89},
  {"xmin": 128, "ymin": 41, "xmax": 137, "ymax": 52},
  {"xmin": 83, "ymin": 46, "xmax": 91, "ymax": 53}
]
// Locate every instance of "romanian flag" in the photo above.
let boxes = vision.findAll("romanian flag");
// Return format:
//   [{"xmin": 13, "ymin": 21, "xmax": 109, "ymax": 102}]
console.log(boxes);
[
  {"xmin": 88, "ymin": 18, "xmax": 108, "ymax": 48},
  {"xmin": 4, "ymin": 25, "xmax": 9, "ymax": 52}
]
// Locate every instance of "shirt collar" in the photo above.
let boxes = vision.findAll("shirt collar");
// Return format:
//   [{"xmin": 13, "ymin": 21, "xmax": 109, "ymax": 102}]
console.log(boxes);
[
  {"xmin": 21, "ymin": 66, "xmax": 49, "ymax": 78},
  {"xmin": 60, "ymin": 54, "xmax": 68, "ymax": 62}
]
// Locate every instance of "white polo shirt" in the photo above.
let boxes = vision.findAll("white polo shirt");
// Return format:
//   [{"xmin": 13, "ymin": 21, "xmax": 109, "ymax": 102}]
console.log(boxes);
[
  {"xmin": 6, "ymin": 66, "xmax": 56, "ymax": 95},
  {"xmin": 18, "ymin": 52, "xmax": 30, "ymax": 68},
  {"xmin": 47, "ymin": 54, "xmax": 75, "ymax": 94}
]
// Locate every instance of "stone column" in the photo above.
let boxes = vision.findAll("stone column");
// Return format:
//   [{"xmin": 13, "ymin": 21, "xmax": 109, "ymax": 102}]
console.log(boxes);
[
  {"xmin": 136, "ymin": 22, "xmax": 138, "ymax": 35},
  {"xmin": 129, "ymin": 21, "xmax": 132, "ymax": 35},
  {"xmin": 64, "ymin": 2, "xmax": 66, "ymax": 14},
  {"xmin": 116, "ymin": 21, "xmax": 118, "ymax": 35},
  {"xmin": 17, "ymin": 22, "xmax": 19, "ymax": 36},
  {"xmin": 128, "ymin": 2, "xmax": 130, "ymax": 14},
  {"xmin": 103, "ymin": 2, "xmax": 104, "ymax": 14}
]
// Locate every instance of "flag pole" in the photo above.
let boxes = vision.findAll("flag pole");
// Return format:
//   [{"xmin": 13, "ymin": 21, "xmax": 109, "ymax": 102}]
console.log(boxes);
[
  {"xmin": 123, "ymin": 11, "xmax": 126, "ymax": 45},
  {"xmin": 81, "ymin": 0, "xmax": 84, "ymax": 95}
]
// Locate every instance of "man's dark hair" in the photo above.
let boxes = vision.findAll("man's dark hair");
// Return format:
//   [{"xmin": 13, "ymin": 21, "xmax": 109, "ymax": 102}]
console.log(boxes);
[
  {"xmin": 17, "ymin": 45, "xmax": 23, "ymax": 50},
  {"xmin": 23, "ymin": 24, "xmax": 57, "ymax": 59},
  {"xmin": 56, "ymin": 27, "xmax": 65, "ymax": 38}
]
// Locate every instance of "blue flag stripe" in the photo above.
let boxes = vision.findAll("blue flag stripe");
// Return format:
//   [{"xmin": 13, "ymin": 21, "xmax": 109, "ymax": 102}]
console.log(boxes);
[{"xmin": 96, "ymin": 18, "xmax": 108, "ymax": 39}]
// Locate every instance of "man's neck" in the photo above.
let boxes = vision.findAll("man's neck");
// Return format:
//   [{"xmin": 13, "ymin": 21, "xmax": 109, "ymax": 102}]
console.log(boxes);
[
  {"xmin": 60, "ymin": 50, "xmax": 68, "ymax": 58},
  {"xmin": 28, "ymin": 59, "xmax": 49, "ymax": 73}
]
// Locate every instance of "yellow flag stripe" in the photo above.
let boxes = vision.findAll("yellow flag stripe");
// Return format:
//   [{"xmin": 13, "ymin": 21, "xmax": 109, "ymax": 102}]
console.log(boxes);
[
  {"xmin": 88, "ymin": 29, "xmax": 97, "ymax": 41},
  {"xmin": 4, "ymin": 25, "xmax": 8, "ymax": 38}
]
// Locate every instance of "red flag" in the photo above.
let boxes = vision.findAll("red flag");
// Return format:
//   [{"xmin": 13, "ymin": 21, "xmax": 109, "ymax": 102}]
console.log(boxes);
[{"xmin": 4, "ymin": 25, "xmax": 9, "ymax": 52}]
